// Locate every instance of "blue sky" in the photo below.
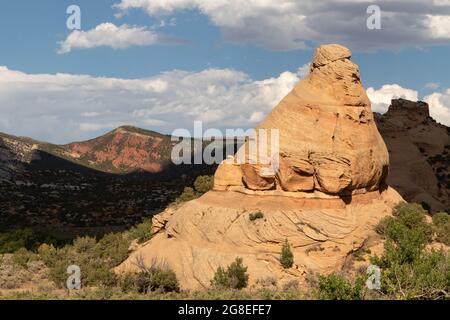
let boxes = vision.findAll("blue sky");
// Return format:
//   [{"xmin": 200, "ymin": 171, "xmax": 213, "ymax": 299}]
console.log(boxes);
[{"xmin": 0, "ymin": 0, "xmax": 450, "ymax": 143}]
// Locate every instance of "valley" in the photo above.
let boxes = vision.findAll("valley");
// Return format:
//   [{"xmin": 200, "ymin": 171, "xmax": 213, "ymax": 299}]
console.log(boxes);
[{"xmin": 0, "ymin": 127, "xmax": 218, "ymax": 234}]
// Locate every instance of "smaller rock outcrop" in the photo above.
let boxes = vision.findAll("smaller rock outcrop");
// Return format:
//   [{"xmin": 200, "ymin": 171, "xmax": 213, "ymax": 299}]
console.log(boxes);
[
  {"xmin": 384, "ymin": 98, "xmax": 431, "ymax": 126},
  {"xmin": 376, "ymin": 99, "xmax": 450, "ymax": 212}
]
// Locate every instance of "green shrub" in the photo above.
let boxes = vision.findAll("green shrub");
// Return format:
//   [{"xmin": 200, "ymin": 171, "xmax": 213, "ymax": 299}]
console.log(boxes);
[
  {"xmin": 73, "ymin": 236, "xmax": 97, "ymax": 254},
  {"xmin": 315, "ymin": 274, "xmax": 365, "ymax": 300},
  {"xmin": 211, "ymin": 257, "xmax": 249, "ymax": 290},
  {"xmin": 194, "ymin": 175, "xmax": 214, "ymax": 194},
  {"xmin": 37, "ymin": 245, "xmax": 69, "ymax": 287},
  {"xmin": 125, "ymin": 258, "xmax": 180, "ymax": 294},
  {"xmin": 0, "ymin": 229, "xmax": 63, "ymax": 254},
  {"xmin": 12, "ymin": 248, "xmax": 38, "ymax": 267},
  {"xmin": 95, "ymin": 233, "xmax": 130, "ymax": 266},
  {"xmin": 249, "ymin": 211, "xmax": 264, "ymax": 221},
  {"xmin": 136, "ymin": 268, "xmax": 179, "ymax": 293},
  {"xmin": 120, "ymin": 273, "xmax": 138, "ymax": 293},
  {"xmin": 38, "ymin": 233, "xmax": 130, "ymax": 288},
  {"xmin": 393, "ymin": 203, "xmax": 432, "ymax": 233},
  {"xmin": 129, "ymin": 218, "xmax": 153, "ymax": 244},
  {"xmin": 372, "ymin": 203, "xmax": 450, "ymax": 300},
  {"xmin": 280, "ymin": 240, "xmax": 294, "ymax": 269},
  {"xmin": 0, "ymin": 229, "xmax": 35, "ymax": 254},
  {"xmin": 378, "ymin": 218, "xmax": 427, "ymax": 264},
  {"xmin": 173, "ymin": 175, "xmax": 214, "ymax": 205},
  {"xmin": 82, "ymin": 265, "xmax": 118, "ymax": 287},
  {"xmin": 175, "ymin": 187, "xmax": 197, "ymax": 203},
  {"xmin": 376, "ymin": 203, "xmax": 432, "ymax": 264},
  {"xmin": 433, "ymin": 212, "xmax": 450, "ymax": 246},
  {"xmin": 371, "ymin": 248, "xmax": 449, "ymax": 300}
]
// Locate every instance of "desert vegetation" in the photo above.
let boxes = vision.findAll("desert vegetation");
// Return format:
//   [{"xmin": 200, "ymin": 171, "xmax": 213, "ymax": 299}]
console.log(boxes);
[
  {"xmin": 0, "ymin": 203, "xmax": 448, "ymax": 300},
  {"xmin": 249, "ymin": 211, "xmax": 264, "ymax": 221},
  {"xmin": 173, "ymin": 175, "xmax": 214, "ymax": 205},
  {"xmin": 371, "ymin": 203, "xmax": 449, "ymax": 299},
  {"xmin": 211, "ymin": 258, "xmax": 249, "ymax": 290},
  {"xmin": 280, "ymin": 240, "xmax": 294, "ymax": 269}
]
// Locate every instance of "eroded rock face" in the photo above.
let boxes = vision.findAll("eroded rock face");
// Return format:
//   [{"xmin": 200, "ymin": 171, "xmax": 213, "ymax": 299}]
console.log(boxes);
[
  {"xmin": 214, "ymin": 44, "xmax": 389, "ymax": 195},
  {"xmin": 116, "ymin": 44, "xmax": 404, "ymax": 291}
]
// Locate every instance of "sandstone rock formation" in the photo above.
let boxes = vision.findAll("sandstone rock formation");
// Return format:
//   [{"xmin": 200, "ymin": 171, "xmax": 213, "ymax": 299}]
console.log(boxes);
[
  {"xmin": 375, "ymin": 99, "xmax": 450, "ymax": 212},
  {"xmin": 116, "ymin": 44, "xmax": 404, "ymax": 290},
  {"xmin": 117, "ymin": 189, "xmax": 402, "ymax": 290},
  {"xmin": 214, "ymin": 44, "xmax": 389, "ymax": 196}
]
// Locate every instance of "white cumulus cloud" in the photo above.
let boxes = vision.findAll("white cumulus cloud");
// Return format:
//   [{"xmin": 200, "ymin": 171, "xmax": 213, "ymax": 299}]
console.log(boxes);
[
  {"xmin": 0, "ymin": 66, "xmax": 305, "ymax": 143},
  {"xmin": 367, "ymin": 84, "xmax": 450, "ymax": 126},
  {"xmin": 367, "ymin": 84, "xmax": 419, "ymax": 114},
  {"xmin": 58, "ymin": 23, "xmax": 160, "ymax": 54},
  {"xmin": 425, "ymin": 82, "xmax": 441, "ymax": 90},
  {"xmin": 1, "ymin": 64, "xmax": 448, "ymax": 144},
  {"xmin": 424, "ymin": 90, "xmax": 450, "ymax": 126},
  {"xmin": 113, "ymin": 0, "xmax": 450, "ymax": 51}
]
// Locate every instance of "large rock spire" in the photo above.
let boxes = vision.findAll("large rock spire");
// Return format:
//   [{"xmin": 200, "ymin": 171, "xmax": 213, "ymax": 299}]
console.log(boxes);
[{"xmin": 215, "ymin": 44, "xmax": 389, "ymax": 195}]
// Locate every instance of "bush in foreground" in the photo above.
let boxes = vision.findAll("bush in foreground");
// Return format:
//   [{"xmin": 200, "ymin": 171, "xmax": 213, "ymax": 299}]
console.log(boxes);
[
  {"xmin": 280, "ymin": 240, "xmax": 294, "ymax": 269},
  {"xmin": 249, "ymin": 211, "xmax": 264, "ymax": 221},
  {"xmin": 373, "ymin": 203, "xmax": 449, "ymax": 300},
  {"xmin": 315, "ymin": 274, "xmax": 365, "ymax": 300},
  {"xmin": 375, "ymin": 203, "xmax": 432, "ymax": 264},
  {"xmin": 122, "ymin": 257, "xmax": 180, "ymax": 294},
  {"xmin": 433, "ymin": 212, "xmax": 450, "ymax": 246},
  {"xmin": 38, "ymin": 233, "xmax": 131, "ymax": 288},
  {"xmin": 211, "ymin": 257, "xmax": 249, "ymax": 290}
]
